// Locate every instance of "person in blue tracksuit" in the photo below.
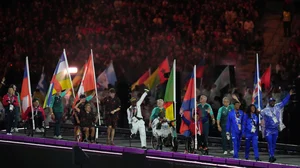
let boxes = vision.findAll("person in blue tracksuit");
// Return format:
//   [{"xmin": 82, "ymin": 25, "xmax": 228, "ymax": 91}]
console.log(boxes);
[
  {"xmin": 226, "ymin": 101, "xmax": 244, "ymax": 158},
  {"xmin": 261, "ymin": 89, "xmax": 293, "ymax": 163},
  {"xmin": 242, "ymin": 104, "xmax": 260, "ymax": 161}
]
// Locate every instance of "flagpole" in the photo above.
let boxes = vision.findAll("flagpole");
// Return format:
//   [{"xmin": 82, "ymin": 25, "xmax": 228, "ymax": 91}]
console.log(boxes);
[
  {"xmin": 26, "ymin": 57, "xmax": 35, "ymax": 130},
  {"xmin": 173, "ymin": 60, "xmax": 176, "ymax": 126},
  {"xmin": 256, "ymin": 53, "xmax": 261, "ymax": 111},
  {"xmin": 63, "ymin": 49, "xmax": 76, "ymax": 98},
  {"xmin": 193, "ymin": 65, "xmax": 197, "ymax": 149},
  {"xmin": 91, "ymin": 49, "xmax": 101, "ymax": 139}
]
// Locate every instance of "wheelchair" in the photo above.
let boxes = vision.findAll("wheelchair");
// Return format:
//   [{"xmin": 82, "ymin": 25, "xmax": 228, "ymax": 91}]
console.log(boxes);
[
  {"xmin": 185, "ymin": 134, "xmax": 208, "ymax": 155},
  {"xmin": 150, "ymin": 118, "xmax": 178, "ymax": 152},
  {"xmin": 74, "ymin": 124, "xmax": 97, "ymax": 143}
]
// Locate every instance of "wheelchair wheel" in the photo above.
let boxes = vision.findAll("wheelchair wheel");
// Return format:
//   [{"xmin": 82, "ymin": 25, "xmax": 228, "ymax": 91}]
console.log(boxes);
[{"xmin": 151, "ymin": 136, "xmax": 158, "ymax": 149}]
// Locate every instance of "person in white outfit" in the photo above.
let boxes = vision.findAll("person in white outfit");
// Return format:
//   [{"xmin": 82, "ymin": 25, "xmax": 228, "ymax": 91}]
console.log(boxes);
[{"xmin": 127, "ymin": 89, "xmax": 149, "ymax": 149}]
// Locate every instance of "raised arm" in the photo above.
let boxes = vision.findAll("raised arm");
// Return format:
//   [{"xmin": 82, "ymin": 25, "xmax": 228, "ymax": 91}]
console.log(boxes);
[
  {"xmin": 136, "ymin": 90, "xmax": 149, "ymax": 106},
  {"xmin": 277, "ymin": 90, "xmax": 293, "ymax": 109}
]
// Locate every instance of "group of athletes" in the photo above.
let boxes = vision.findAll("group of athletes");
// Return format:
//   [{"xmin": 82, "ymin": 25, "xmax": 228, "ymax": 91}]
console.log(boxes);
[
  {"xmin": 1, "ymin": 83, "xmax": 294, "ymax": 163},
  {"xmin": 127, "ymin": 89, "xmax": 293, "ymax": 163}
]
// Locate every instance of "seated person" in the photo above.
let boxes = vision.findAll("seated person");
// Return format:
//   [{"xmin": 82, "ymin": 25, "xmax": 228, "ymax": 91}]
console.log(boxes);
[
  {"xmin": 22, "ymin": 98, "xmax": 45, "ymax": 132},
  {"xmin": 180, "ymin": 109, "xmax": 204, "ymax": 153},
  {"xmin": 74, "ymin": 102, "xmax": 97, "ymax": 143},
  {"xmin": 150, "ymin": 99, "xmax": 170, "ymax": 138}
]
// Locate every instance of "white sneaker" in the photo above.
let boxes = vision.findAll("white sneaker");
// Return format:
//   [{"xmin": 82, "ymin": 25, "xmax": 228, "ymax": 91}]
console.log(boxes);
[
  {"xmin": 14, "ymin": 128, "xmax": 19, "ymax": 132},
  {"xmin": 230, "ymin": 150, "xmax": 234, "ymax": 154},
  {"xmin": 40, "ymin": 128, "xmax": 45, "ymax": 133},
  {"xmin": 35, "ymin": 128, "xmax": 41, "ymax": 133},
  {"xmin": 53, "ymin": 135, "xmax": 58, "ymax": 139},
  {"xmin": 6, "ymin": 133, "xmax": 12, "ymax": 135},
  {"xmin": 57, "ymin": 135, "xmax": 62, "ymax": 139},
  {"xmin": 223, "ymin": 151, "xmax": 228, "ymax": 155}
]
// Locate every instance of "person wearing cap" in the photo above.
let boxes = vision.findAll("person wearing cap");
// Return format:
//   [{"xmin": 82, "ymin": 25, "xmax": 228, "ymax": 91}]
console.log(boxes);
[
  {"xmin": 2, "ymin": 86, "xmax": 19, "ymax": 135},
  {"xmin": 197, "ymin": 95, "xmax": 215, "ymax": 153},
  {"xmin": 226, "ymin": 100, "xmax": 244, "ymax": 158},
  {"xmin": 261, "ymin": 89, "xmax": 293, "ymax": 163},
  {"xmin": 11, "ymin": 84, "xmax": 21, "ymax": 133},
  {"xmin": 127, "ymin": 89, "xmax": 149, "ymax": 149},
  {"xmin": 23, "ymin": 98, "xmax": 46, "ymax": 132},
  {"xmin": 102, "ymin": 88, "xmax": 121, "ymax": 145}
]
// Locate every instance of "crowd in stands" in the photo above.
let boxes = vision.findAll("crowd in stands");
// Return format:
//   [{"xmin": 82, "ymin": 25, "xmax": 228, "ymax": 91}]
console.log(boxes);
[{"xmin": 0, "ymin": 0, "xmax": 265, "ymax": 83}]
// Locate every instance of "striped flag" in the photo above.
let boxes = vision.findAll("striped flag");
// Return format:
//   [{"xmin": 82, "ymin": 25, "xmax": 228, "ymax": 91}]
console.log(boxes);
[
  {"xmin": 20, "ymin": 57, "xmax": 35, "ymax": 129},
  {"xmin": 252, "ymin": 54, "xmax": 263, "ymax": 110},
  {"xmin": 164, "ymin": 60, "xmax": 176, "ymax": 121},
  {"xmin": 131, "ymin": 69, "xmax": 151, "ymax": 91},
  {"xmin": 44, "ymin": 50, "xmax": 74, "ymax": 108}
]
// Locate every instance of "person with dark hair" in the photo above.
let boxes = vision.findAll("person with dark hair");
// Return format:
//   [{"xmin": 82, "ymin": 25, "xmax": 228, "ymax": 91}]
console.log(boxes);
[
  {"xmin": 127, "ymin": 89, "xmax": 149, "ymax": 149},
  {"xmin": 2, "ymin": 86, "xmax": 19, "ymax": 135},
  {"xmin": 226, "ymin": 101, "xmax": 244, "ymax": 158},
  {"xmin": 74, "ymin": 103, "xmax": 97, "ymax": 143},
  {"xmin": 180, "ymin": 109, "xmax": 203, "ymax": 154},
  {"xmin": 102, "ymin": 88, "xmax": 121, "ymax": 145},
  {"xmin": 11, "ymin": 84, "xmax": 21, "ymax": 133},
  {"xmin": 261, "ymin": 89, "xmax": 293, "ymax": 163},
  {"xmin": 242, "ymin": 104, "xmax": 260, "ymax": 161},
  {"xmin": 22, "ymin": 98, "xmax": 45, "ymax": 132}
]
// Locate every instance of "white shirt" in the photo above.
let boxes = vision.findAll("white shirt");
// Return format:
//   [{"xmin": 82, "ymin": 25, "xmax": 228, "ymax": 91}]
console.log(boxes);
[{"xmin": 127, "ymin": 92, "xmax": 148, "ymax": 124}]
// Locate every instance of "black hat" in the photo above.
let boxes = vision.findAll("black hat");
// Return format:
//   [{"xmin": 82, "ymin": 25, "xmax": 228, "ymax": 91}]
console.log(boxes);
[
  {"xmin": 233, "ymin": 100, "xmax": 240, "ymax": 104},
  {"xmin": 32, "ymin": 98, "xmax": 39, "ymax": 103},
  {"xmin": 109, "ymin": 88, "xmax": 116, "ymax": 93},
  {"xmin": 79, "ymin": 94, "xmax": 86, "ymax": 99}
]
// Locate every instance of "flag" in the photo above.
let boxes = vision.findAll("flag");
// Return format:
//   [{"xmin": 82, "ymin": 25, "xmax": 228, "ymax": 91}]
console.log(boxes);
[
  {"xmin": 131, "ymin": 69, "xmax": 150, "ymax": 91},
  {"xmin": 36, "ymin": 67, "xmax": 47, "ymax": 96},
  {"xmin": 97, "ymin": 61, "xmax": 117, "ymax": 89},
  {"xmin": 144, "ymin": 58, "xmax": 170, "ymax": 89},
  {"xmin": 261, "ymin": 65, "xmax": 271, "ymax": 90},
  {"xmin": 65, "ymin": 63, "xmax": 86, "ymax": 98},
  {"xmin": 44, "ymin": 52, "xmax": 73, "ymax": 108},
  {"xmin": 73, "ymin": 55, "xmax": 97, "ymax": 106},
  {"xmin": 180, "ymin": 66, "xmax": 196, "ymax": 135},
  {"xmin": 164, "ymin": 60, "xmax": 176, "ymax": 121},
  {"xmin": 21, "ymin": 57, "xmax": 35, "ymax": 129},
  {"xmin": 214, "ymin": 66, "xmax": 230, "ymax": 91},
  {"xmin": 196, "ymin": 58, "xmax": 206, "ymax": 78},
  {"xmin": 252, "ymin": 54, "xmax": 263, "ymax": 111},
  {"xmin": 21, "ymin": 58, "xmax": 32, "ymax": 113}
]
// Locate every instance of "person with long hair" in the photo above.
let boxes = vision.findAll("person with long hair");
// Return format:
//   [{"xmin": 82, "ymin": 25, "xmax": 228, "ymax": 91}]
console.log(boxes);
[{"xmin": 242, "ymin": 104, "xmax": 260, "ymax": 161}]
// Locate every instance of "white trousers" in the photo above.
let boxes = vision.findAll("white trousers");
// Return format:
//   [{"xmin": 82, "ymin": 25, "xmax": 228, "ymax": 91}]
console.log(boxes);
[{"xmin": 131, "ymin": 119, "xmax": 147, "ymax": 147}]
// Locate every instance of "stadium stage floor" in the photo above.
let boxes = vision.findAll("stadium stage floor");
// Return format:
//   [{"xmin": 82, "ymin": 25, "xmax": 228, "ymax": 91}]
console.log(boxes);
[{"xmin": 2, "ymin": 128, "xmax": 299, "ymax": 167}]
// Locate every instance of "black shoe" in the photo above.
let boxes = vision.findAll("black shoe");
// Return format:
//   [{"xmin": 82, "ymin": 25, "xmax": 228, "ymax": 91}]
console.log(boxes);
[
  {"xmin": 142, "ymin": 146, "xmax": 147, "ymax": 149},
  {"xmin": 255, "ymin": 158, "xmax": 261, "ymax": 161},
  {"xmin": 269, "ymin": 157, "xmax": 276, "ymax": 163}
]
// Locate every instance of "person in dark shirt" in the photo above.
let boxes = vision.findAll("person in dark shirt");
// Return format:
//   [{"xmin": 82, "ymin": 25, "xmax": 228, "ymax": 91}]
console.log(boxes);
[
  {"xmin": 102, "ymin": 88, "xmax": 121, "ymax": 145},
  {"xmin": 74, "ymin": 102, "xmax": 97, "ymax": 143}
]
